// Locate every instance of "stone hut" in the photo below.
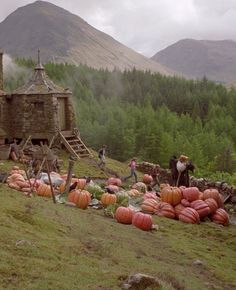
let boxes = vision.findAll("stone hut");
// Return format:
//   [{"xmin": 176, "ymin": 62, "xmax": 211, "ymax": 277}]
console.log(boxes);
[
  {"xmin": 7, "ymin": 51, "xmax": 76, "ymax": 142},
  {"xmin": 0, "ymin": 51, "xmax": 91, "ymax": 158}
]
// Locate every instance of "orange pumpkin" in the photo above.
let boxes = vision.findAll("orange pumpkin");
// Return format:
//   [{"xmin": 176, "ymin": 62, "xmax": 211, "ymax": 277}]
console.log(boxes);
[
  {"xmin": 142, "ymin": 174, "xmax": 153, "ymax": 184},
  {"xmin": 77, "ymin": 178, "xmax": 87, "ymax": 190},
  {"xmin": 59, "ymin": 182, "xmax": 66, "ymax": 193},
  {"xmin": 198, "ymin": 192, "xmax": 204, "ymax": 200},
  {"xmin": 132, "ymin": 182, "xmax": 147, "ymax": 193},
  {"xmin": 211, "ymin": 208, "xmax": 229, "ymax": 226},
  {"xmin": 128, "ymin": 189, "xmax": 141, "ymax": 197},
  {"xmin": 68, "ymin": 189, "xmax": 80, "ymax": 203},
  {"xmin": 143, "ymin": 192, "xmax": 159, "ymax": 200},
  {"xmin": 76, "ymin": 190, "xmax": 91, "ymax": 209},
  {"xmin": 179, "ymin": 207, "xmax": 200, "ymax": 224},
  {"xmin": 37, "ymin": 183, "xmax": 52, "ymax": 197},
  {"xmin": 182, "ymin": 187, "xmax": 199, "ymax": 202},
  {"xmin": 160, "ymin": 186, "xmax": 182, "ymax": 206},
  {"xmin": 101, "ymin": 193, "xmax": 117, "ymax": 206},
  {"xmin": 141, "ymin": 198, "xmax": 159, "ymax": 214},
  {"xmin": 160, "ymin": 183, "xmax": 170, "ymax": 190},
  {"xmin": 190, "ymin": 200, "xmax": 211, "ymax": 218},
  {"xmin": 154, "ymin": 202, "xmax": 175, "ymax": 219},
  {"xmin": 181, "ymin": 199, "xmax": 191, "ymax": 207},
  {"xmin": 203, "ymin": 189, "xmax": 222, "ymax": 207},
  {"xmin": 174, "ymin": 203, "xmax": 185, "ymax": 218},
  {"xmin": 106, "ymin": 185, "xmax": 119, "ymax": 193},
  {"xmin": 132, "ymin": 212, "xmax": 153, "ymax": 231},
  {"xmin": 115, "ymin": 207, "xmax": 134, "ymax": 224},
  {"xmin": 107, "ymin": 177, "xmax": 122, "ymax": 187},
  {"xmin": 204, "ymin": 198, "xmax": 218, "ymax": 214}
]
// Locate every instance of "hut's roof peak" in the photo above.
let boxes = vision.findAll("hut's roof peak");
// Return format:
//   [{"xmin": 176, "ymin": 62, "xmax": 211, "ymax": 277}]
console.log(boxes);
[{"xmin": 13, "ymin": 50, "xmax": 71, "ymax": 95}]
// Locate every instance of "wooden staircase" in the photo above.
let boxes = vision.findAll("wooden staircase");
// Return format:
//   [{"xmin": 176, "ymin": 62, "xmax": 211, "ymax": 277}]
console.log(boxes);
[{"xmin": 59, "ymin": 131, "xmax": 92, "ymax": 159}]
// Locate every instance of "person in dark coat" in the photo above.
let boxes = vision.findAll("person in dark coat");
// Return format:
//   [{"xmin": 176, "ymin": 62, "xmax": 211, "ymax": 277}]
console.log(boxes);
[{"xmin": 169, "ymin": 155, "xmax": 178, "ymax": 186}]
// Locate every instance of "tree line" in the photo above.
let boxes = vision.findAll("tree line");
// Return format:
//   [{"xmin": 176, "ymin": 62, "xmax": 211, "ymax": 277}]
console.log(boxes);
[{"xmin": 5, "ymin": 59, "xmax": 236, "ymax": 182}]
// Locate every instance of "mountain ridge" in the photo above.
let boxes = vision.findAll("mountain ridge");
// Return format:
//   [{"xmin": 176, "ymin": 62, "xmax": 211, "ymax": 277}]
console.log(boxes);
[
  {"xmin": 151, "ymin": 38, "xmax": 236, "ymax": 84},
  {"xmin": 0, "ymin": 0, "xmax": 173, "ymax": 75}
]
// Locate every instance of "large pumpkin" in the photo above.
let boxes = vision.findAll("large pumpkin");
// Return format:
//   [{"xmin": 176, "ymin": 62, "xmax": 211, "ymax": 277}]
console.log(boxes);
[
  {"xmin": 76, "ymin": 190, "xmax": 91, "ymax": 209},
  {"xmin": 132, "ymin": 212, "xmax": 153, "ymax": 231},
  {"xmin": 190, "ymin": 200, "xmax": 211, "ymax": 218},
  {"xmin": 143, "ymin": 192, "xmax": 159, "ymax": 201},
  {"xmin": 132, "ymin": 182, "xmax": 147, "ymax": 193},
  {"xmin": 211, "ymin": 208, "xmax": 229, "ymax": 226},
  {"xmin": 68, "ymin": 189, "xmax": 80, "ymax": 204},
  {"xmin": 107, "ymin": 177, "xmax": 122, "ymax": 187},
  {"xmin": 101, "ymin": 192, "xmax": 117, "ymax": 206},
  {"xmin": 160, "ymin": 186, "xmax": 182, "ymax": 206},
  {"xmin": 115, "ymin": 207, "xmax": 134, "ymax": 224},
  {"xmin": 77, "ymin": 179, "xmax": 87, "ymax": 190},
  {"xmin": 154, "ymin": 202, "xmax": 175, "ymax": 219},
  {"xmin": 204, "ymin": 198, "xmax": 218, "ymax": 214},
  {"xmin": 181, "ymin": 199, "xmax": 191, "ymax": 207},
  {"xmin": 37, "ymin": 183, "xmax": 52, "ymax": 197},
  {"xmin": 141, "ymin": 198, "xmax": 159, "ymax": 214},
  {"xmin": 179, "ymin": 207, "xmax": 200, "ymax": 224},
  {"xmin": 142, "ymin": 174, "xmax": 153, "ymax": 184},
  {"xmin": 174, "ymin": 203, "xmax": 185, "ymax": 218},
  {"xmin": 128, "ymin": 189, "xmax": 141, "ymax": 197},
  {"xmin": 106, "ymin": 185, "xmax": 120, "ymax": 193},
  {"xmin": 203, "ymin": 189, "xmax": 222, "ymax": 207},
  {"xmin": 160, "ymin": 183, "xmax": 170, "ymax": 190},
  {"xmin": 182, "ymin": 187, "xmax": 199, "ymax": 202}
]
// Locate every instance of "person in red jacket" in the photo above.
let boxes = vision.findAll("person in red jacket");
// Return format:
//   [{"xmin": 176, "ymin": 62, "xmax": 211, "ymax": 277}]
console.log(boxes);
[{"xmin": 124, "ymin": 157, "xmax": 138, "ymax": 183}]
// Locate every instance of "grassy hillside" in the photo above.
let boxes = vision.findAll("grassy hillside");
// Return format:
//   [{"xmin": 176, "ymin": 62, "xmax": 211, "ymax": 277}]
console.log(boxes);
[
  {"xmin": 0, "ymin": 155, "xmax": 235, "ymax": 290},
  {"xmin": 0, "ymin": 186, "xmax": 236, "ymax": 290}
]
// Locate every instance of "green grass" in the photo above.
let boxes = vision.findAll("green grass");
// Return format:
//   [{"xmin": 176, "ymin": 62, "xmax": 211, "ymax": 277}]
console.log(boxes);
[
  {"xmin": 0, "ymin": 154, "xmax": 236, "ymax": 289},
  {"xmin": 0, "ymin": 185, "xmax": 235, "ymax": 290}
]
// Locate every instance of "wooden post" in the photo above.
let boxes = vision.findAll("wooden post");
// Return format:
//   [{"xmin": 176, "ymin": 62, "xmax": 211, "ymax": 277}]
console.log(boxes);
[
  {"xmin": 63, "ymin": 157, "xmax": 75, "ymax": 196},
  {"xmin": 32, "ymin": 136, "xmax": 55, "ymax": 188},
  {"xmin": 41, "ymin": 142, "xmax": 56, "ymax": 204}
]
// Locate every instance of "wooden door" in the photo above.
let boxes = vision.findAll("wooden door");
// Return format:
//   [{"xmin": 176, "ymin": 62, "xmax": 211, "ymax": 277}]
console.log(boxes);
[{"xmin": 58, "ymin": 98, "xmax": 66, "ymax": 131}]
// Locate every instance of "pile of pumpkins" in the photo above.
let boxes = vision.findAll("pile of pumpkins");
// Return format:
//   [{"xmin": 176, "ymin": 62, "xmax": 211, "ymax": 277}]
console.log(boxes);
[
  {"xmin": 105, "ymin": 175, "xmax": 230, "ymax": 231},
  {"xmin": 6, "ymin": 168, "xmax": 230, "ymax": 231},
  {"xmin": 6, "ymin": 166, "xmax": 40, "ymax": 195},
  {"xmin": 139, "ymin": 184, "xmax": 229, "ymax": 228}
]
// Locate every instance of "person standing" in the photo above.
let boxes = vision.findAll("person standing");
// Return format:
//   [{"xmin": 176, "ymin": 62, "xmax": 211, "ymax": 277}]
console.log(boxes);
[
  {"xmin": 10, "ymin": 139, "xmax": 20, "ymax": 161},
  {"xmin": 169, "ymin": 155, "xmax": 178, "ymax": 186},
  {"xmin": 149, "ymin": 164, "xmax": 160, "ymax": 187},
  {"xmin": 98, "ymin": 145, "xmax": 107, "ymax": 168},
  {"xmin": 124, "ymin": 157, "xmax": 138, "ymax": 183}
]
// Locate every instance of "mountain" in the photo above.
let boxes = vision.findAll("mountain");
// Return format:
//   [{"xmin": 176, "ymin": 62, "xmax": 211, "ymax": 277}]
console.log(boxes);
[
  {"xmin": 151, "ymin": 39, "xmax": 236, "ymax": 84},
  {"xmin": 0, "ymin": 1, "xmax": 172, "ymax": 75}
]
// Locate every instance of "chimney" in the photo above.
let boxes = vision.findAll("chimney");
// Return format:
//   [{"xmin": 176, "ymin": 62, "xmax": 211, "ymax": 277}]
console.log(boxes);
[{"xmin": 0, "ymin": 51, "xmax": 3, "ymax": 91}]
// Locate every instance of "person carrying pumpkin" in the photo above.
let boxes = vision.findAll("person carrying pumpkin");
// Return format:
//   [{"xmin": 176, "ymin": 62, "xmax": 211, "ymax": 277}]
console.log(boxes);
[{"xmin": 124, "ymin": 157, "xmax": 138, "ymax": 183}]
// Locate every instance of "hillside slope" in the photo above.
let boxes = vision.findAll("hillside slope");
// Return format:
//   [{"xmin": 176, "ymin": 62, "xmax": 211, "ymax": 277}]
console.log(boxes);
[
  {"xmin": 151, "ymin": 39, "xmax": 236, "ymax": 84},
  {"xmin": 0, "ymin": 1, "xmax": 172, "ymax": 75},
  {"xmin": 0, "ymin": 184, "xmax": 236, "ymax": 290}
]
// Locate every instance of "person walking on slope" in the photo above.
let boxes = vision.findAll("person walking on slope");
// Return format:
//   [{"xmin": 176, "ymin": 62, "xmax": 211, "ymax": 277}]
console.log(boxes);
[
  {"xmin": 98, "ymin": 145, "xmax": 107, "ymax": 168},
  {"xmin": 124, "ymin": 157, "xmax": 138, "ymax": 183}
]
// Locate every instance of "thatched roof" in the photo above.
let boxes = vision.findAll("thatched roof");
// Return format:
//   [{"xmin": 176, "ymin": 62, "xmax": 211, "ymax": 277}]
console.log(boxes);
[{"xmin": 13, "ymin": 50, "xmax": 71, "ymax": 95}]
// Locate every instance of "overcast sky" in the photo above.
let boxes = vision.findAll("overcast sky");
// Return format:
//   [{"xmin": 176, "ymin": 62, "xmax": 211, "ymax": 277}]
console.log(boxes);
[{"xmin": 1, "ymin": 0, "xmax": 236, "ymax": 56}]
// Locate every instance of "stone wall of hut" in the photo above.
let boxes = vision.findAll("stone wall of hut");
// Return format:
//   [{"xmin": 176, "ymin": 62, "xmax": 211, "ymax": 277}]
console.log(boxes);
[{"xmin": 8, "ymin": 94, "xmax": 59, "ymax": 140}]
